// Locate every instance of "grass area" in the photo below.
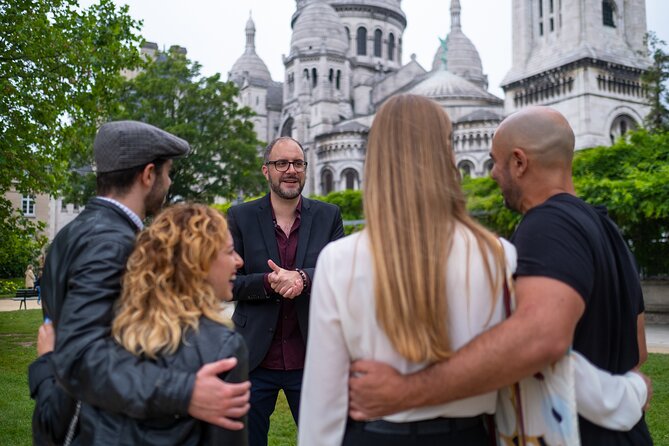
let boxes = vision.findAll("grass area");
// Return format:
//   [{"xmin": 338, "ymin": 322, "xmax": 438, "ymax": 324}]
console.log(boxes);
[
  {"xmin": 642, "ymin": 353, "xmax": 669, "ymax": 444},
  {"xmin": 0, "ymin": 309, "xmax": 665, "ymax": 445}
]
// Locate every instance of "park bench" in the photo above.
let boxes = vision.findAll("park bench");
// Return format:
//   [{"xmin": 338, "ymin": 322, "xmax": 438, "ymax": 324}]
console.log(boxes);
[{"xmin": 12, "ymin": 288, "xmax": 39, "ymax": 310}]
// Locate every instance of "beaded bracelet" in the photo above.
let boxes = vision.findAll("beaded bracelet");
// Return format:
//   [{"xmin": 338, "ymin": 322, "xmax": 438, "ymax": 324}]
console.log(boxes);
[{"xmin": 296, "ymin": 268, "xmax": 308, "ymax": 291}]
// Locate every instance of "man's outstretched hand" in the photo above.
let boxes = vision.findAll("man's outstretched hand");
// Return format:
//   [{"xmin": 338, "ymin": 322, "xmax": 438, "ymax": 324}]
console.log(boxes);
[
  {"xmin": 188, "ymin": 358, "xmax": 251, "ymax": 429},
  {"xmin": 348, "ymin": 360, "xmax": 407, "ymax": 420}
]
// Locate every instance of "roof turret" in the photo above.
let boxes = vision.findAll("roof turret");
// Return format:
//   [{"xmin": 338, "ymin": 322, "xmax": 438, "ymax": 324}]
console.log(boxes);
[
  {"xmin": 432, "ymin": 0, "xmax": 487, "ymax": 89},
  {"xmin": 229, "ymin": 12, "xmax": 273, "ymax": 85}
]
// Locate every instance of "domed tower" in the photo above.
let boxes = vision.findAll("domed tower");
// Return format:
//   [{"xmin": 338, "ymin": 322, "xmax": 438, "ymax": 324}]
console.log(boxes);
[
  {"xmin": 282, "ymin": 0, "xmax": 353, "ymax": 194},
  {"xmin": 293, "ymin": 1, "xmax": 405, "ymax": 82},
  {"xmin": 229, "ymin": 13, "xmax": 282, "ymax": 144},
  {"xmin": 432, "ymin": 0, "xmax": 488, "ymax": 90},
  {"xmin": 229, "ymin": 13, "xmax": 272, "ymax": 85}
]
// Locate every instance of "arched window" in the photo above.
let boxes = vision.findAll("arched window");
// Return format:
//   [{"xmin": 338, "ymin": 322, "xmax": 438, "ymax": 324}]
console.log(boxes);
[
  {"xmin": 322, "ymin": 169, "xmax": 334, "ymax": 194},
  {"xmin": 287, "ymin": 72, "xmax": 295, "ymax": 95},
  {"xmin": 603, "ymin": 0, "xmax": 615, "ymax": 27},
  {"xmin": 281, "ymin": 118, "xmax": 294, "ymax": 137},
  {"xmin": 342, "ymin": 168, "xmax": 359, "ymax": 190},
  {"xmin": 344, "ymin": 27, "xmax": 350, "ymax": 45},
  {"xmin": 336, "ymin": 70, "xmax": 341, "ymax": 90},
  {"xmin": 388, "ymin": 33, "xmax": 395, "ymax": 61},
  {"xmin": 357, "ymin": 27, "xmax": 367, "ymax": 55},
  {"xmin": 329, "ymin": 69, "xmax": 334, "ymax": 83},
  {"xmin": 458, "ymin": 160, "xmax": 474, "ymax": 178},
  {"xmin": 374, "ymin": 29, "xmax": 382, "ymax": 57},
  {"xmin": 484, "ymin": 159, "xmax": 494, "ymax": 175},
  {"xmin": 311, "ymin": 68, "xmax": 318, "ymax": 88},
  {"xmin": 609, "ymin": 114, "xmax": 636, "ymax": 143}
]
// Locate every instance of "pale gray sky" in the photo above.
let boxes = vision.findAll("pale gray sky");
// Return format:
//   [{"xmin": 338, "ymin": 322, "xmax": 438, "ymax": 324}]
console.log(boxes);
[{"xmin": 83, "ymin": 0, "xmax": 669, "ymax": 97}]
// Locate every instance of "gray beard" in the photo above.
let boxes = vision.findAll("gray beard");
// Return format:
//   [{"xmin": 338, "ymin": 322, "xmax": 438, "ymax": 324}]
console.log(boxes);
[{"xmin": 270, "ymin": 179, "xmax": 303, "ymax": 199}]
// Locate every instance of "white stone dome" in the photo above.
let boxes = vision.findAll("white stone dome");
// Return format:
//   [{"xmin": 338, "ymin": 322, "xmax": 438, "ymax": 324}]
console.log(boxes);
[
  {"xmin": 407, "ymin": 70, "xmax": 498, "ymax": 102},
  {"xmin": 431, "ymin": 0, "xmax": 486, "ymax": 89},
  {"xmin": 230, "ymin": 15, "xmax": 272, "ymax": 84},
  {"xmin": 290, "ymin": 1, "xmax": 348, "ymax": 56}
]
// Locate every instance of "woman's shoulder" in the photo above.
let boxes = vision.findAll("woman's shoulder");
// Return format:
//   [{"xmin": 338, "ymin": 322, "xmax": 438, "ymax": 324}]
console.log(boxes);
[{"xmin": 453, "ymin": 224, "xmax": 517, "ymax": 272}]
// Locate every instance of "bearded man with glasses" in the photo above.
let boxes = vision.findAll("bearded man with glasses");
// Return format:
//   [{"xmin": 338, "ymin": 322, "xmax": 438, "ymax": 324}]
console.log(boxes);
[{"xmin": 227, "ymin": 136, "xmax": 345, "ymax": 446}]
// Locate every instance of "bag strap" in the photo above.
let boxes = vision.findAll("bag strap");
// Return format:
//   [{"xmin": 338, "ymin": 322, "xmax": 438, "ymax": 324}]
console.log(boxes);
[{"xmin": 503, "ymin": 279, "xmax": 527, "ymax": 446}]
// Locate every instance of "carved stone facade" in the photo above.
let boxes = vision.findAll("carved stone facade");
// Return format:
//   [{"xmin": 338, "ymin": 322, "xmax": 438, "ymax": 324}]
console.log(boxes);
[
  {"xmin": 502, "ymin": 0, "xmax": 649, "ymax": 148},
  {"xmin": 229, "ymin": 0, "xmax": 651, "ymax": 194}
]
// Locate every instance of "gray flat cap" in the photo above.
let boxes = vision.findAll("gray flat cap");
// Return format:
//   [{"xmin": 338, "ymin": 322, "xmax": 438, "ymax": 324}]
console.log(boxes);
[{"xmin": 94, "ymin": 121, "xmax": 190, "ymax": 173}]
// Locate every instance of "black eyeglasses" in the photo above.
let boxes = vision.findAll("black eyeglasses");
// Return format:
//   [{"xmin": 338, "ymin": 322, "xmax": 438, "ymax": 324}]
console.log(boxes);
[{"xmin": 265, "ymin": 160, "xmax": 308, "ymax": 172}]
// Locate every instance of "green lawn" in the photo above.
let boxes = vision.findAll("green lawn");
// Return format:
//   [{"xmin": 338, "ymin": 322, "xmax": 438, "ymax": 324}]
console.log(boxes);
[{"xmin": 0, "ymin": 308, "xmax": 665, "ymax": 445}]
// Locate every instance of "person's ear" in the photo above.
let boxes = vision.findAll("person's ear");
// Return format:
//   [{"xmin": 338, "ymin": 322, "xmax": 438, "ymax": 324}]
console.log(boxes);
[
  {"xmin": 140, "ymin": 163, "xmax": 157, "ymax": 188},
  {"xmin": 511, "ymin": 148, "xmax": 528, "ymax": 177},
  {"xmin": 262, "ymin": 164, "xmax": 270, "ymax": 181}
]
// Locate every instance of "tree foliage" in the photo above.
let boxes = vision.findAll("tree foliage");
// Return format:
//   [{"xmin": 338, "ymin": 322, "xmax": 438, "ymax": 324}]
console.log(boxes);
[
  {"xmin": 0, "ymin": 0, "xmax": 142, "ymax": 262},
  {"xmin": 100, "ymin": 48, "xmax": 265, "ymax": 203},
  {"xmin": 0, "ymin": 214, "xmax": 47, "ymax": 278},
  {"xmin": 642, "ymin": 32, "xmax": 669, "ymax": 132},
  {"xmin": 573, "ymin": 129, "xmax": 669, "ymax": 277}
]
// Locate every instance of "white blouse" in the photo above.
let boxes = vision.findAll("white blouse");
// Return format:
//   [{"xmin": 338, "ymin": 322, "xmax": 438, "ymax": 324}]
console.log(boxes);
[{"xmin": 299, "ymin": 228, "xmax": 514, "ymax": 445}]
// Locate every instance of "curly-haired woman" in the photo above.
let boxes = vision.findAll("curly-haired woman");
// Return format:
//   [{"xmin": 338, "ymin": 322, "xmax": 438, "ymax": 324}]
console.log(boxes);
[{"xmin": 108, "ymin": 203, "xmax": 248, "ymax": 445}]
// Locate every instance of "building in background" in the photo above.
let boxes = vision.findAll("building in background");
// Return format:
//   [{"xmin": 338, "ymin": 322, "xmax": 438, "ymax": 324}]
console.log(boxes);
[
  {"xmin": 502, "ymin": 0, "xmax": 649, "ymax": 148},
  {"xmin": 228, "ymin": 0, "xmax": 650, "ymax": 195}
]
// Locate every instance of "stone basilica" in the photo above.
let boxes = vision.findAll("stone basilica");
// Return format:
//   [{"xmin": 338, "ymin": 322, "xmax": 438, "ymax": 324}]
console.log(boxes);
[{"xmin": 228, "ymin": 0, "xmax": 650, "ymax": 196}]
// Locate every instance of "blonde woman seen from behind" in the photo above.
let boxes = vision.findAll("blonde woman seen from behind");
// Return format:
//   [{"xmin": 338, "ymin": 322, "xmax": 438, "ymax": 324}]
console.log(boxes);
[
  {"xmin": 109, "ymin": 203, "xmax": 249, "ymax": 445},
  {"xmin": 298, "ymin": 94, "xmax": 514, "ymax": 446}
]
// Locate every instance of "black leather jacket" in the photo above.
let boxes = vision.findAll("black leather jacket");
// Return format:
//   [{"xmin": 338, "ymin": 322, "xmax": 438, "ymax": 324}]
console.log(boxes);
[
  {"xmin": 81, "ymin": 318, "xmax": 249, "ymax": 446},
  {"xmin": 34, "ymin": 199, "xmax": 195, "ymax": 444}
]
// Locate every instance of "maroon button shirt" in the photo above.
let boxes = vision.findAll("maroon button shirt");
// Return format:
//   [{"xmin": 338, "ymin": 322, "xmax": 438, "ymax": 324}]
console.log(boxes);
[{"xmin": 260, "ymin": 198, "xmax": 307, "ymax": 370}]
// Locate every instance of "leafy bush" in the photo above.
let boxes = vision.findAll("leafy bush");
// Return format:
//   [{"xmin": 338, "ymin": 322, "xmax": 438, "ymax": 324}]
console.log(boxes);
[
  {"xmin": 312, "ymin": 190, "xmax": 364, "ymax": 235},
  {"xmin": 574, "ymin": 129, "xmax": 669, "ymax": 277},
  {"xmin": 0, "ymin": 212, "xmax": 46, "ymax": 279},
  {"xmin": 0, "ymin": 278, "xmax": 23, "ymax": 296}
]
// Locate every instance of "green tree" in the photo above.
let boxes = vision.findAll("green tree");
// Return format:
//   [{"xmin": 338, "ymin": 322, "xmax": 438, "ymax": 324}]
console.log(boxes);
[
  {"xmin": 0, "ymin": 0, "xmax": 142, "ymax": 267},
  {"xmin": 642, "ymin": 32, "xmax": 669, "ymax": 132},
  {"xmin": 573, "ymin": 129, "xmax": 669, "ymax": 277},
  {"xmin": 105, "ymin": 48, "xmax": 264, "ymax": 203},
  {"xmin": 0, "ymin": 214, "xmax": 46, "ymax": 278}
]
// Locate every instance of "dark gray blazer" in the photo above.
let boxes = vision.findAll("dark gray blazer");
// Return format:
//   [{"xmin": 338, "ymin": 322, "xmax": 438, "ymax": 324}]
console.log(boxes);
[{"xmin": 227, "ymin": 194, "xmax": 344, "ymax": 371}]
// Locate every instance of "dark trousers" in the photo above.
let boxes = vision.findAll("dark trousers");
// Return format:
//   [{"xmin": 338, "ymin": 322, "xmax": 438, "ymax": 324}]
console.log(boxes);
[
  {"xmin": 248, "ymin": 367, "xmax": 303, "ymax": 446},
  {"xmin": 342, "ymin": 416, "xmax": 490, "ymax": 446}
]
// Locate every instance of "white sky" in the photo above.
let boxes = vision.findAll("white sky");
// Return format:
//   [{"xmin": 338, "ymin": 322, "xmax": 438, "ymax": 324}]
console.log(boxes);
[{"xmin": 83, "ymin": 0, "xmax": 669, "ymax": 97}]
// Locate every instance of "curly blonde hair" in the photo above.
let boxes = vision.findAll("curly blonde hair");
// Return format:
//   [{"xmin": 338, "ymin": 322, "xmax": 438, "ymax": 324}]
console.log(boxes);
[{"xmin": 112, "ymin": 203, "xmax": 231, "ymax": 359}]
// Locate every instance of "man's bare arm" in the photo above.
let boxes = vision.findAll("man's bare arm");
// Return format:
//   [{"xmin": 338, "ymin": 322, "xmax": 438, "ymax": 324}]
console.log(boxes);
[
  {"xmin": 349, "ymin": 276, "xmax": 585, "ymax": 419},
  {"xmin": 637, "ymin": 313, "xmax": 648, "ymax": 367}
]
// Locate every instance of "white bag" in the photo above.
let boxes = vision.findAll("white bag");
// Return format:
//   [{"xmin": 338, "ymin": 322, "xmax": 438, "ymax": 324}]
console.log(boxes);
[{"xmin": 494, "ymin": 279, "xmax": 580, "ymax": 446}]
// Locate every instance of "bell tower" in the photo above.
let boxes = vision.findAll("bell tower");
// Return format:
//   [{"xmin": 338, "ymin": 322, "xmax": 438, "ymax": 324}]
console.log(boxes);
[{"xmin": 502, "ymin": 0, "xmax": 650, "ymax": 148}]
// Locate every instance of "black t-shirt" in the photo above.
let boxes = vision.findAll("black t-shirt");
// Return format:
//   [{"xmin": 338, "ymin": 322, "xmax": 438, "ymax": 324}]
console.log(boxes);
[{"xmin": 511, "ymin": 193, "xmax": 651, "ymax": 445}]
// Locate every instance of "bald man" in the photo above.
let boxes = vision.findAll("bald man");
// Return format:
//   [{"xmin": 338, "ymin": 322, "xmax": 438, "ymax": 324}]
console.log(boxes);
[{"xmin": 347, "ymin": 107, "xmax": 652, "ymax": 445}]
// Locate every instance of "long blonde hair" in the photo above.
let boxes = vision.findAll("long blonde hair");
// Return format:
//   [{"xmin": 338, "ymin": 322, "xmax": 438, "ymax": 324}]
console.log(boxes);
[
  {"xmin": 112, "ymin": 203, "xmax": 230, "ymax": 359},
  {"xmin": 364, "ymin": 94, "xmax": 506, "ymax": 363}
]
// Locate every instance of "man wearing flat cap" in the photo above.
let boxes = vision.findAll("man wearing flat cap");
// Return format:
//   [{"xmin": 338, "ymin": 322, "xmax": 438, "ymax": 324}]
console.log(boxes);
[{"xmin": 29, "ymin": 121, "xmax": 251, "ymax": 445}]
